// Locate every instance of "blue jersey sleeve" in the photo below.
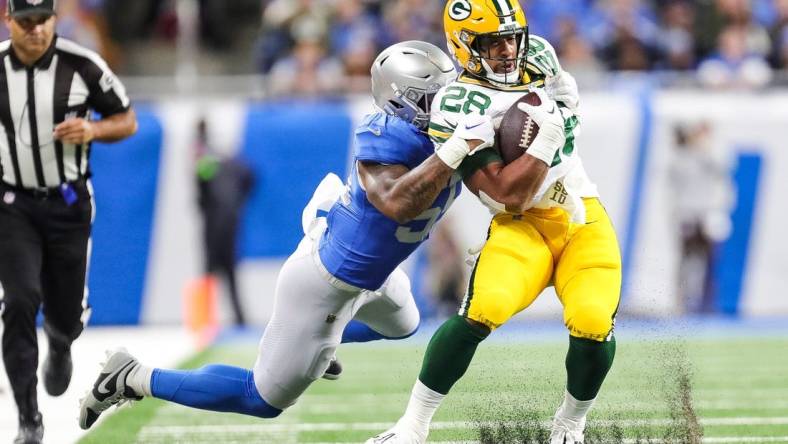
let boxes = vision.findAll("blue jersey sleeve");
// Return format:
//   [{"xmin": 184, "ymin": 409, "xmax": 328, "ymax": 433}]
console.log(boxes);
[{"xmin": 354, "ymin": 113, "xmax": 432, "ymax": 168}]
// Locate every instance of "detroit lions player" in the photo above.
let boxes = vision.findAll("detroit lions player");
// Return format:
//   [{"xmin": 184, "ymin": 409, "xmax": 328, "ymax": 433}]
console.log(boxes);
[{"xmin": 77, "ymin": 41, "xmax": 495, "ymax": 428}]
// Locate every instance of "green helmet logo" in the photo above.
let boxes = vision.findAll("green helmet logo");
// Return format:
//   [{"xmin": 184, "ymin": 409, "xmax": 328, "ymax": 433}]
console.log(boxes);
[{"xmin": 448, "ymin": 0, "xmax": 471, "ymax": 21}]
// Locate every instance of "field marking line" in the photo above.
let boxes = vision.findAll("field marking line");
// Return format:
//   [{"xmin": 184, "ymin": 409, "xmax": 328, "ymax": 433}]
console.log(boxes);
[
  {"xmin": 138, "ymin": 416, "xmax": 788, "ymax": 436},
  {"xmin": 133, "ymin": 438, "xmax": 788, "ymax": 444}
]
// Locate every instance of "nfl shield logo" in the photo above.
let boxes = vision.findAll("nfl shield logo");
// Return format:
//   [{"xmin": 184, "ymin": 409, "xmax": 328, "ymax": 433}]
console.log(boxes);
[{"xmin": 26, "ymin": 0, "xmax": 44, "ymax": 5}]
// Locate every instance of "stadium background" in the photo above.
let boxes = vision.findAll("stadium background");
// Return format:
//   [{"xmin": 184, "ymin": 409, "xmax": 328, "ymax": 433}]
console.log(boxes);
[
  {"xmin": 2, "ymin": 0, "xmax": 788, "ymax": 443},
  {"xmin": 63, "ymin": 0, "xmax": 788, "ymax": 324}
]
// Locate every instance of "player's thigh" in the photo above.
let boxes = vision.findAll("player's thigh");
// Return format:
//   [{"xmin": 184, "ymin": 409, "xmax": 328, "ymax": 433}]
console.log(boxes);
[
  {"xmin": 253, "ymin": 251, "xmax": 358, "ymax": 409},
  {"xmin": 462, "ymin": 215, "xmax": 553, "ymax": 330},
  {"xmin": 352, "ymin": 266, "xmax": 419, "ymax": 338},
  {"xmin": 554, "ymin": 199, "xmax": 621, "ymax": 341}
]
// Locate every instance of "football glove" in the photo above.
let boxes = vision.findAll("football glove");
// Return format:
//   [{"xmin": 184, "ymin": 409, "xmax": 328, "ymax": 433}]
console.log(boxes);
[
  {"xmin": 435, "ymin": 113, "xmax": 494, "ymax": 169},
  {"xmin": 546, "ymin": 70, "xmax": 579, "ymax": 113},
  {"xmin": 517, "ymin": 90, "xmax": 566, "ymax": 166}
]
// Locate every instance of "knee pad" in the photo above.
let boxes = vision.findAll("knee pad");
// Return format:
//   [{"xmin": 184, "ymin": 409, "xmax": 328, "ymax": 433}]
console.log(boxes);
[
  {"xmin": 379, "ymin": 267, "xmax": 412, "ymax": 310},
  {"xmin": 565, "ymin": 304, "xmax": 615, "ymax": 341},
  {"xmin": 386, "ymin": 319, "xmax": 419, "ymax": 340}
]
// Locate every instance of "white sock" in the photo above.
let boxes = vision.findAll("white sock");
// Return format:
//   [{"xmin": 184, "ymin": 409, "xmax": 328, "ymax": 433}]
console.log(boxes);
[
  {"xmin": 556, "ymin": 390, "xmax": 595, "ymax": 423},
  {"xmin": 399, "ymin": 380, "xmax": 445, "ymax": 435},
  {"xmin": 125, "ymin": 363, "xmax": 154, "ymax": 397}
]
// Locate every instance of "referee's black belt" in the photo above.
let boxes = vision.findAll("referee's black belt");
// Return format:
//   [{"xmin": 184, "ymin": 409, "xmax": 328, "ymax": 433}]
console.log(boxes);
[{"xmin": 1, "ymin": 179, "xmax": 86, "ymax": 200}]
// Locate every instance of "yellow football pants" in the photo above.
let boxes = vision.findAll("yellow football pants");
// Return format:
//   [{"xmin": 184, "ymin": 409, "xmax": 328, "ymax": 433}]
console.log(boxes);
[{"xmin": 460, "ymin": 198, "xmax": 621, "ymax": 341}]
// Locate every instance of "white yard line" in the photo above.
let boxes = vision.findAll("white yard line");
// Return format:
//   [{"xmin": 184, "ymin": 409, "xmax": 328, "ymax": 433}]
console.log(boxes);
[
  {"xmin": 134, "ymin": 437, "xmax": 788, "ymax": 444},
  {"xmin": 138, "ymin": 416, "xmax": 788, "ymax": 436},
  {"xmin": 0, "ymin": 326, "xmax": 197, "ymax": 444},
  {"xmin": 293, "ymin": 399, "xmax": 788, "ymax": 414}
]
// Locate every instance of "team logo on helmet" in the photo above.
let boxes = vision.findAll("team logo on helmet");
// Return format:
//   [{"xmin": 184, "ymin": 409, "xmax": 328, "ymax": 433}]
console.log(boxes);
[{"xmin": 448, "ymin": 0, "xmax": 472, "ymax": 21}]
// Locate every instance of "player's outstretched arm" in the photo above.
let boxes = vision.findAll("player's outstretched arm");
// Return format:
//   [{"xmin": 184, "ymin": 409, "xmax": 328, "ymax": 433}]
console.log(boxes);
[
  {"xmin": 360, "ymin": 114, "xmax": 493, "ymax": 224},
  {"xmin": 358, "ymin": 158, "xmax": 456, "ymax": 224}
]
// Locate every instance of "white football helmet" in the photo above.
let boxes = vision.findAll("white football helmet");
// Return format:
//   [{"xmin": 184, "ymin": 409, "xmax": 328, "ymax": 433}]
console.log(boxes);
[{"xmin": 371, "ymin": 41, "xmax": 457, "ymax": 130}]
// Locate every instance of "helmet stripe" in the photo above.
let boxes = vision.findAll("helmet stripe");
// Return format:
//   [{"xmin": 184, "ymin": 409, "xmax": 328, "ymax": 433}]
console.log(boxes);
[
  {"xmin": 501, "ymin": 0, "xmax": 514, "ymax": 14},
  {"xmin": 489, "ymin": 0, "xmax": 504, "ymax": 18},
  {"xmin": 492, "ymin": 0, "xmax": 515, "ymax": 25}
]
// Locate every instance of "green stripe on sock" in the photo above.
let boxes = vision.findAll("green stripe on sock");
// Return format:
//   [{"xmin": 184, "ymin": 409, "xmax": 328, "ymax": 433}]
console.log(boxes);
[
  {"xmin": 419, "ymin": 315, "xmax": 489, "ymax": 395},
  {"xmin": 565, "ymin": 336, "xmax": 616, "ymax": 401}
]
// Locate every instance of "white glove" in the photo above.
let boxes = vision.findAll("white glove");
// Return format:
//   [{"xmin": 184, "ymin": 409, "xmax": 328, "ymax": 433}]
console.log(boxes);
[
  {"xmin": 546, "ymin": 70, "xmax": 579, "ymax": 112},
  {"xmin": 435, "ymin": 113, "xmax": 494, "ymax": 169},
  {"xmin": 517, "ymin": 89, "xmax": 566, "ymax": 166}
]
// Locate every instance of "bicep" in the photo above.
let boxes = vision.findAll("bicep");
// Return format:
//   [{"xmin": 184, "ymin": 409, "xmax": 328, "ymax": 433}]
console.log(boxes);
[
  {"xmin": 462, "ymin": 161, "xmax": 504, "ymax": 197},
  {"xmin": 357, "ymin": 161, "xmax": 410, "ymax": 201}
]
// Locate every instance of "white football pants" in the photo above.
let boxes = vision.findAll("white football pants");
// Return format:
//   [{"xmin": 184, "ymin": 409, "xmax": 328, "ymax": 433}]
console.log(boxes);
[{"xmin": 252, "ymin": 236, "xmax": 419, "ymax": 410}]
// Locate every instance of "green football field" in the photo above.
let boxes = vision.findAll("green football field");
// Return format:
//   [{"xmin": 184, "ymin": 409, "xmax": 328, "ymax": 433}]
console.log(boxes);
[{"xmin": 78, "ymin": 327, "xmax": 788, "ymax": 444}]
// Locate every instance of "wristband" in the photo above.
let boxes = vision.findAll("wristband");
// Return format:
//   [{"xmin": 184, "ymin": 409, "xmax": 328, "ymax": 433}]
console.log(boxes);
[{"xmin": 435, "ymin": 136, "xmax": 470, "ymax": 169}]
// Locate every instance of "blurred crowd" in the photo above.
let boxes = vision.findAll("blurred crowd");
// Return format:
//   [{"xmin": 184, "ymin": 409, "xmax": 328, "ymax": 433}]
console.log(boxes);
[
  {"xmin": 4, "ymin": 0, "xmax": 788, "ymax": 92},
  {"xmin": 257, "ymin": 0, "xmax": 788, "ymax": 93}
]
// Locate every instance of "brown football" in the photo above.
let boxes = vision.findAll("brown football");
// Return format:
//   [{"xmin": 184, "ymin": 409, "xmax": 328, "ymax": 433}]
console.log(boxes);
[{"xmin": 495, "ymin": 92, "xmax": 541, "ymax": 164}]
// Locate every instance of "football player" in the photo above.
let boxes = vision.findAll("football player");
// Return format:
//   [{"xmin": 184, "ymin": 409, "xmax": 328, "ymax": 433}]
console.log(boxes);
[
  {"xmin": 367, "ymin": 1, "xmax": 621, "ymax": 444},
  {"xmin": 77, "ymin": 41, "xmax": 497, "ymax": 428}
]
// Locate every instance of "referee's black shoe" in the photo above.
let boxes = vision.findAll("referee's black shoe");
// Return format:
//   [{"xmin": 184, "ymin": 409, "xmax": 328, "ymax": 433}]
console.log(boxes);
[
  {"xmin": 43, "ymin": 339, "xmax": 73, "ymax": 396},
  {"xmin": 14, "ymin": 412, "xmax": 43, "ymax": 444}
]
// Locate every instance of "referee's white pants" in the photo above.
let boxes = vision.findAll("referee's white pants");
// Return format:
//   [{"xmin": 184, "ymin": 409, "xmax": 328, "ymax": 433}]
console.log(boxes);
[{"xmin": 252, "ymin": 236, "xmax": 419, "ymax": 410}]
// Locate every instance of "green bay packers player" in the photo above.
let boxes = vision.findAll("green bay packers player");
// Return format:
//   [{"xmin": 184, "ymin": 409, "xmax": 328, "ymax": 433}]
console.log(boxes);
[{"xmin": 367, "ymin": 1, "xmax": 621, "ymax": 443}]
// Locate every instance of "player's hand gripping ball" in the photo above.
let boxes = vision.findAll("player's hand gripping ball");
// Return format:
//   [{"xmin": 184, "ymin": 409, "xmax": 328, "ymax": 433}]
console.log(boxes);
[{"xmin": 495, "ymin": 91, "xmax": 542, "ymax": 164}]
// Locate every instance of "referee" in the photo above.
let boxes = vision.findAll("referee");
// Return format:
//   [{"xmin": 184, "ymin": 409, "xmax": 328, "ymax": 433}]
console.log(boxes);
[{"xmin": 0, "ymin": 1, "xmax": 137, "ymax": 443}]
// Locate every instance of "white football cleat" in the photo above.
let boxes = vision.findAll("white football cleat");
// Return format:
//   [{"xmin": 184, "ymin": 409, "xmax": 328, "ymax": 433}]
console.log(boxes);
[
  {"xmin": 549, "ymin": 414, "xmax": 586, "ymax": 444},
  {"xmin": 78, "ymin": 348, "xmax": 143, "ymax": 430},
  {"xmin": 365, "ymin": 421, "xmax": 427, "ymax": 444}
]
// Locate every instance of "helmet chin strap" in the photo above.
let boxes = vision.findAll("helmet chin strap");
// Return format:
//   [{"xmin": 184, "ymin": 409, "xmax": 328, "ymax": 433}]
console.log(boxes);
[{"xmin": 480, "ymin": 58, "xmax": 523, "ymax": 86}]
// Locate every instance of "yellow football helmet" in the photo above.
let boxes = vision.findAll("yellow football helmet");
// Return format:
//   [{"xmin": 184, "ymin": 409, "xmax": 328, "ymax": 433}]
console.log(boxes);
[{"xmin": 443, "ymin": 0, "xmax": 529, "ymax": 86}]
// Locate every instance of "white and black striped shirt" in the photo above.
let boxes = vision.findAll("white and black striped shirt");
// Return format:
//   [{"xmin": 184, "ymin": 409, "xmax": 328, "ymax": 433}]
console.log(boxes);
[{"xmin": 0, "ymin": 36, "xmax": 130, "ymax": 189}]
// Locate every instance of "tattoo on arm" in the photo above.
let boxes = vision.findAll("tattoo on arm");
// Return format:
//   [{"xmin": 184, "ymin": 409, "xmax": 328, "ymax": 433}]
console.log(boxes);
[
  {"xmin": 397, "ymin": 157, "xmax": 448, "ymax": 212},
  {"xmin": 360, "ymin": 155, "xmax": 455, "ymax": 223}
]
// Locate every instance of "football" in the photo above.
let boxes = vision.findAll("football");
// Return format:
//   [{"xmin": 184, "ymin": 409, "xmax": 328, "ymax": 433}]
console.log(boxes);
[{"xmin": 495, "ymin": 92, "xmax": 542, "ymax": 164}]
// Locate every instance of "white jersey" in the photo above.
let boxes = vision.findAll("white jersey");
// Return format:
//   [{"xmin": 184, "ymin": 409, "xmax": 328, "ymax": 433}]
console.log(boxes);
[{"xmin": 428, "ymin": 35, "xmax": 598, "ymax": 223}]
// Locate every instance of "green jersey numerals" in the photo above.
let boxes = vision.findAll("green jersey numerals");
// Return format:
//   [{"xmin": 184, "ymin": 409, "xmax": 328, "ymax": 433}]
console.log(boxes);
[
  {"xmin": 551, "ymin": 114, "xmax": 579, "ymax": 167},
  {"xmin": 439, "ymin": 86, "xmax": 492, "ymax": 115},
  {"xmin": 528, "ymin": 38, "xmax": 560, "ymax": 77}
]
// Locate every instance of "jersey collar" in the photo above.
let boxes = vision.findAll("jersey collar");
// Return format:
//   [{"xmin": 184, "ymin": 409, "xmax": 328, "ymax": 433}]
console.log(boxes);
[{"xmin": 456, "ymin": 70, "xmax": 544, "ymax": 91}]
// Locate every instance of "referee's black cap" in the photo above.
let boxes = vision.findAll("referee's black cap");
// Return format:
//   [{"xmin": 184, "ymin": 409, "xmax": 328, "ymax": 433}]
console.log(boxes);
[{"xmin": 7, "ymin": 0, "xmax": 56, "ymax": 19}]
